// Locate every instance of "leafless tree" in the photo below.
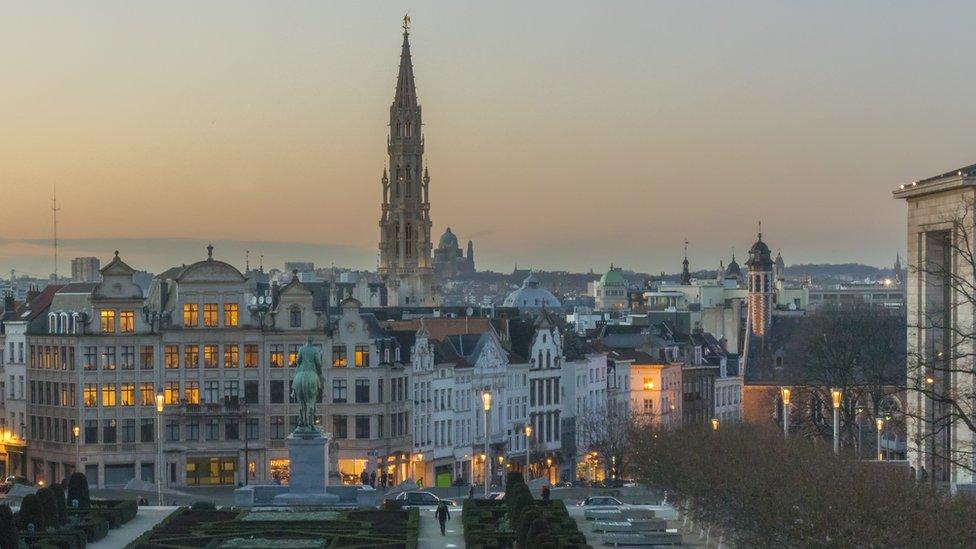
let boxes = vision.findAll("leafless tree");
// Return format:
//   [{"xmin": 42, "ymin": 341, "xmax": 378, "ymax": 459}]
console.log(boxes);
[{"xmin": 575, "ymin": 404, "xmax": 654, "ymax": 481}]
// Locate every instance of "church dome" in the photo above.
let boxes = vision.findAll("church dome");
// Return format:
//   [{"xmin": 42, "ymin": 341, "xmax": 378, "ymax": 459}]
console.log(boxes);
[
  {"xmin": 725, "ymin": 257, "xmax": 742, "ymax": 278},
  {"xmin": 746, "ymin": 233, "xmax": 774, "ymax": 271},
  {"xmin": 599, "ymin": 266, "xmax": 627, "ymax": 286},
  {"xmin": 503, "ymin": 272, "xmax": 561, "ymax": 310},
  {"xmin": 438, "ymin": 227, "xmax": 459, "ymax": 250}
]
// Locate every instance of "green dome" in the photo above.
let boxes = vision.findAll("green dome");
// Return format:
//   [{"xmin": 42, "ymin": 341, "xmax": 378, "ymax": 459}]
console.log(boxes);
[
  {"xmin": 438, "ymin": 227, "xmax": 459, "ymax": 250},
  {"xmin": 599, "ymin": 266, "xmax": 626, "ymax": 286}
]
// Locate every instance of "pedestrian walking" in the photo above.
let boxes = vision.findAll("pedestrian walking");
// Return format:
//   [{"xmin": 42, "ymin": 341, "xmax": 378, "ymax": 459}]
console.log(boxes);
[
  {"xmin": 370, "ymin": 471, "xmax": 376, "ymax": 487},
  {"xmin": 360, "ymin": 469, "xmax": 369, "ymax": 486},
  {"xmin": 468, "ymin": 485, "xmax": 474, "ymax": 499},
  {"xmin": 435, "ymin": 502, "xmax": 451, "ymax": 535}
]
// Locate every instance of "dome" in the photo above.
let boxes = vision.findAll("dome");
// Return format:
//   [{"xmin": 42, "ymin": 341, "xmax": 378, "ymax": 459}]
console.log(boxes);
[
  {"xmin": 438, "ymin": 227, "xmax": 459, "ymax": 250},
  {"xmin": 599, "ymin": 266, "xmax": 627, "ymax": 286},
  {"xmin": 746, "ymin": 233, "xmax": 774, "ymax": 271},
  {"xmin": 503, "ymin": 273, "xmax": 561, "ymax": 310},
  {"xmin": 725, "ymin": 257, "xmax": 742, "ymax": 278}
]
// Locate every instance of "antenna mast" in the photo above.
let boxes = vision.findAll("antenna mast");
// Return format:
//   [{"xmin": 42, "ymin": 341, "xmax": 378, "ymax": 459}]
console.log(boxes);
[{"xmin": 52, "ymin": 184, "xmax": 62, "ymax": 280}]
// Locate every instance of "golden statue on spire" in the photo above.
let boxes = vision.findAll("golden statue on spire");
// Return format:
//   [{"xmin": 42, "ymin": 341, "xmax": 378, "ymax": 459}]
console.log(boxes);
[{"xmin": 402, "ymin": 13, "xmax": 411, "ymax": 32}]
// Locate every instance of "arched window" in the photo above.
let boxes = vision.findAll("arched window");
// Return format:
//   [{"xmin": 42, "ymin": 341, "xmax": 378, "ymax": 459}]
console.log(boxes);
[
  {"xmin": 290, "ymin": 306, "xmax": 302, "ymax": 328},
  {"xmin": 60, "ymin": 313, "xmax": 69, "ymax": 334},
  {"xmin": 405, "ymin": 121, "xmax": 412, "ymax": 137},
  {"xmin": 546, "ymin": 349, "xmax": 551, "ymax": 368},
  {"xmin": 405, "ymin": 223, "xmax": 413, "ymax": 258},
  {"xmin": 538, "ymin": 350, "xmax": 543, "ymax": 368},
  {"xmin": 48, "ymin": 313, "xmax": 56, "ymax": 333}
]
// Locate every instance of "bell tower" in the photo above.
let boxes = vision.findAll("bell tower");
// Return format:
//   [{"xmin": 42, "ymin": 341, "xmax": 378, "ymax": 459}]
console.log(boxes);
[
  {"xmin": 746, "ymin": 224, "xmax": 774, "ymax": 336},
  {"xmin": 378, "ymin": 15, "xmax": 436, "ymax": 306}
]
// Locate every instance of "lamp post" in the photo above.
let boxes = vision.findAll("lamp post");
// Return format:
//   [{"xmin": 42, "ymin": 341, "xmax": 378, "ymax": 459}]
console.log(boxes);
[
  {"xmin": 876, "ymin": 418, "xmax": 885, "ymax": 461},
  {"xmin": 72, "ymin": 425, "xmax": 80, "ymax": 474},
  {"xmin": 497, "ymin": 455, "xmax": 505, "ymax": 487},
  {"xmin": 547, "ymin": 457, "xmax": 554, "ymax": 484},
  {"xmin": 780, "ymin": 387, "xmax": 791, "ymax": 438},
  {"xmin": 155, "ymin": 393, "xmax": 165, "ymax": 506},
  {"xmin": 481, "ymin": 388, "xmax": 492, "ymax": 498},
  {"xmin": 711, "ymin": 418, "xmax": 719, "ymax": 431},
  {"xmin": 831, "ymin": 388, "xmax": 842, "ymax": 455},
  {"xmin": 243, "ymin": 406, "xmax": 250, "ymax": 486},
  {"xmin": 524, "ymin": 423, "xmax": 533, "ymax": 480},
  {"xmin": 414, "ymin": 453, "xmax": 424, "ymax": 484}
]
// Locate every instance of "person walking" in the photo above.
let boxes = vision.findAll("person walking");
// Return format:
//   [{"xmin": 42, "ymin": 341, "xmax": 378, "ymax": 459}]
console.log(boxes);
[
  {"xmin": 435, "ymin": 501, "xmax": 451, "ymax": 535},
  {"xmin": 360, "ymin": 469, "xmax": 369, "ymax": 486}
]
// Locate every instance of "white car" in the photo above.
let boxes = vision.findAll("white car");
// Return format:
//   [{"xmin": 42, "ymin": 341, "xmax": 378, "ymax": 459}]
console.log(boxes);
[{"xmin": 393, "ymin": 491, "xmax": 457, "ymax": 508}]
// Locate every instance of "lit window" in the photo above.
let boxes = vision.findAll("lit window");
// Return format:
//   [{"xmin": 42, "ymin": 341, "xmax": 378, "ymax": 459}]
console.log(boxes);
[
  {"xmin": 164, "ymin": 382, "xmax": 180, "ymax": 405},
  {"xmin": 165, "ymin": 345, "xmax": 179, "ymax": 369},
  {"xmin": 184, "ymin": 345, "xmax": 199, "ymax": 369},
  {"xmin": 183, "ymin": 304, "xmax": 198, "ymax": 327},
  {"xmin": 83, "ymin": 384, "xmax": 98, "ymax": 407},
  {"xmin": 288, "ymin": 344, "xmax": 300, "ymax": 368},
  {"xmin": 224, "ymin": 303, "xmax": 239, "ymax": 327},
  {"xmin": 140, "ymin": 382, "xmax": 155, "ymax": 406},
  {"xmin": 119, "ymin": 311, "xmax": 135, "ymax": 333},
  {"xmin": 203, "ymin": 303, "xmax": 218, "ymax": 327},
  {"xmin": 332, "ymin": 345, "xmax": 347, "ymax": 368},
  {"xmin": 102, "ymin": 383, "xmax": 117, "ymax": 407},
  {"xmin": 355, "ymin": 345, "xmax": 369, "ymax": 367},
  {"xmin": 224, "ymin": 345, "xmax": 239, "ymax": 368},
  {"xmin": 184, "ymin": 381, "xmax": 200, "ymax": 404},
  {"xmin": 100, "ymin": 310, "xmax": 116, "ymax": 333},
  {"xmin": 244, "ymin": 345, "xmax": 258, "ymax": 368},
  {"xmin": 120, "ymin": 383, "xmax": 135, "ymax": 406},
  {"xmin": 270, "ymin": 345, "xmax": 284, "ymax": 368},
  {"xmin": 204, "ymin": 345, "xmax": 218, "ymax": 368}
]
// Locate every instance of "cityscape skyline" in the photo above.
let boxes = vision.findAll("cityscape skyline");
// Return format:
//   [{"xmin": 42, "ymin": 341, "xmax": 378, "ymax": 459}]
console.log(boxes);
[{"xmin": 4, "ymin": 2, "xmax": 975, "ymax": 276}]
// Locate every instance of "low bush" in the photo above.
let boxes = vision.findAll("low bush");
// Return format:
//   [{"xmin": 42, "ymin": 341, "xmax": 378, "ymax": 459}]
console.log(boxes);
[{"xmin": 190, "ymin": 500, "xmax": 216, "ymax": 510}]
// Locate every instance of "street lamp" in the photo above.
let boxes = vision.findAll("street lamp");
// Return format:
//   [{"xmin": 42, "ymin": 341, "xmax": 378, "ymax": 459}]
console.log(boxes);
[
  {"xmin": 780, "ymin": 387, "xmax": 792, "ymax": 438},
  {"xmin": 524, "ymin": 423, "xmax": 533, "ymax": 480},
  {"xmin": 481, "ymin": 388, "xmax": 492, "ymax": 498},
  {"xmin": 72, "ymin": 425, "xmax": 80, "ymax": 474},
  {"xmin": 711, "ymin": 418, "xmax": 719, "ymax": 431},
  {"xmin": 243, "ymin": 406, "xmax": 250, "ymax": 486},
  {"xmin": 546, "ymin": 456, "xmax": 553, "ymax": 483},
  {"xmin": 831, "ymin": 388, "xmax": 842, "ymax": 455},
  {"xmin": 414, "ymin": 453, "xmax": 424, "ymax": 483},
  {"xmin": 155, "ymin": 393, "xmax": 165, "ymax": 506},
  {"xmin": 876, "ymin": 418, "xmax": 885, "ymax": 461}
]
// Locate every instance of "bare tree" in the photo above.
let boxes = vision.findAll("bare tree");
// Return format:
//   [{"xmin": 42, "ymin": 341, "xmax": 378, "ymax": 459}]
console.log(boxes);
[
  {"xmin": 905, "ymin": 199, "xmax": 976, "ymax": 481},
  {"xmin": 575, "ymin": 404, "xmax": 653, "ymax": 482}
]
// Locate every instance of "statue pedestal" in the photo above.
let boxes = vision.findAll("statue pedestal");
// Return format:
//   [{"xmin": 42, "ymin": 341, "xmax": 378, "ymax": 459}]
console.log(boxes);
[{"xmin": 273, "ymin": 430, "xmax": 339, "ymax": 506}]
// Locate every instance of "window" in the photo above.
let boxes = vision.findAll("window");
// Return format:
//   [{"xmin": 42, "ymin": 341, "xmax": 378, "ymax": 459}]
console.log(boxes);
[
  {"xmin": 288, "ymin": 344, "xmax": 300, "ymax": 368},
  {"xmin": 120, "ymin": 383, "xmax": 135, "ymax": 406},
  {"xmin": 102, "ymin": 383, "xmax": 117, "ymax": 407},
  {"xmin": 224, "ymin": 345, "xmax": 239, "ymax": 368},
  {"xmin": 224, "ymin": 303, "xmax": 238, "ymax": 327},
  {"xmin": 270, "ymin": 345, "xmax": 284, "ymax": 368},
  {"xmin": 184, "ymin": 345, "xmax": 199, "ymax": 369},
  {"xmin": 205, "ymin": 418, "xmax": 220, "ymax": 440},
  {"xmin": 184, "ymin": 381, "xmax": 200, "ymax": 404},
  {"xmin": 270, "ymin": 381, "xmax": 285, "ymax": 404},
  {"xmin": 165, "ymin": 345, "xmax": 179, "ymax": 369},
  {"xmin": 102, "ymin": 419, "xmax": 117, "ymax": 443},
  {"xmin": 102, "ymin": 347, "xmax": 116, "ymax": 370},
  {"xmin": 204, "ymin": 381, "xmax": 219, "ymax": 404},
  {"xmin": 355, "ymin": 415, "xmax": 370, "ymax": 439},
  {"xmin": 84, "ymin": 420, "xmax": 98, "ymax": 444},
  {"xmin": 244, "ymin": 345, "xmax": 258, "ymax": 368},
  {"xmin": 355, "ymin": 379, "xmax": 370, "ymax": 403},
  {"xmin": 183, "ymin": 303, "xmax": 198, "ymax": 326},
  {"xmin": 84, "ymin": 384, "xmax": 98, "ymax": 407},
  {"xmin": 204, "ymin": 345, "xmax": 218, "ymax": 368},
  {"xmin": 121, "ymin": 419, "xmax": 136, "ymax": 443},
  {"xmin": 84, "ymin": 347, "xmax": 97, "ymax": 370},
  {"xmin": 141, "ymin": 418, "xmax": 155, "ymax": 442},
  {"xmin": 643, "ymin": 399, "xmax": 653, "ymax": 414},
  {"xmin": 246, "ymin": 418, "xmax": 259, "ymax": 440},
  {"xmin": 332, "ymin": 345, "xmax": 347, "ymax": 367},
  {"xmin": 100, "ymin": 310, "xmax": 116, "ymax": 333},
  {"xmin": 166, "ymin": 420, "xmax": 180, "ymax": 442},
  {"xmin": 225, "ymin": 420, "xmax": 239, "ymax": 440},
  {"xmin": 224, "ymin": 380, "xmax": 239, "ymax": 398},
  {"xmin": 333, "ymin": 415, "xmax": 347, "ymax": 439},
  {"xmin": 121, "ymin": 346, "xmax": 135, "ymax": 370},
  {"xmin": 332, "ymin": 379, "xmax": 347, "ymax": 403},
  {"xmin": 355, "ymin": 345, "xmax": 369, "ymax": 367},
  {"xmin": 270, "ymin": 416, "xmax": 285, "ymax": 439},
  {"xmin": 185, "ymin": 419, "xmax": 199, "ymax": 441},
  {"xmin": 378, "ymin": 379, "xmax": 384, "ymax": 403},
  {"xmin": 244, "ymin": 381, "xmax": 259, "ymax": 404},
  {"xmin": 140, "ymin": 382, "xmax": 155, "ymax": 406},
  {"xmin": 164, "ymin": 381, "xmax": 180, "ymax": 405},
  {"xmin": 140, "ymin": 346, "xmax": 154, "ymax": 369},
  {"xmin": 120, "ymin": 311, "xmax": 135, "ymax": 333},
  {"xmin": 290, "ymin": 307, "xmax": 301, "ymax": 328},
  {"xmin": 203, "ymin": 303, "xmax": 218, "ymax": 327}
]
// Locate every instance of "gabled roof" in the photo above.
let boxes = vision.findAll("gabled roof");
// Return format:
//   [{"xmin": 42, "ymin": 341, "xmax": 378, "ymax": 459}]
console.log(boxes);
[
  {"xmin": 12, "ymin": 285, "xmax": 64, "ymax": 323},
  {"xmin": 100, "ymin": 251, "xmax": 136, "ymax": 275}
]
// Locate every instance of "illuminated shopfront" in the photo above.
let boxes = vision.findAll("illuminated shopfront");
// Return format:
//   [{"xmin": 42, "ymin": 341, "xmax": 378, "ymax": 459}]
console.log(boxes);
[
  {"xmin": 186, "ymin": 457, "xmax": 237, "ymax": 486},
  {"xmin": 269, "ymin": 458, "xmax": 290, "ymax": 485}
]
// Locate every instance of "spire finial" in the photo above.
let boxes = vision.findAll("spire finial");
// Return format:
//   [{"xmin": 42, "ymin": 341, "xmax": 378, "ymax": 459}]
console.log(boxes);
[
  {"xmin": 402, "ymin": 13, "xmax": 411, "ymax": 33},
  {"xmin": 758, "ymin": 220, "xmax": 763, "ymax": 241},
  {"xmin": 683, "ymin": 238, "xmax": 689, "ymax": 261},
  {"xmin": 245, "ymin": 250, "xmax": 250, "ymax": 271},
  {"xmin": 207, "ymin": 243, "xmax": 214, "ymax": 260}
]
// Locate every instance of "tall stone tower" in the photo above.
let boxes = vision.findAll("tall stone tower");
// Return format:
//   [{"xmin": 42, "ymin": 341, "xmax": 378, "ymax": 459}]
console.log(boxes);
[
  {"xmin": 746, "ymin": 227, "xmax": 774, "ymax": 336},
  {"xmin": 378, "ymin": 16, "xmax": 436, "ymax": 306}
]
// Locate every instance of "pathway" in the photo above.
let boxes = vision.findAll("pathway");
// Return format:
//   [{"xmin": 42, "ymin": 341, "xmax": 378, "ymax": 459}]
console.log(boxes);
[
  {"xmin": 418, "ymin": 506, "xmax": 464, "ymax": 548},
  {"xmin": 89, "ymin": 506, "xmax": 177, "ymax": 549}
]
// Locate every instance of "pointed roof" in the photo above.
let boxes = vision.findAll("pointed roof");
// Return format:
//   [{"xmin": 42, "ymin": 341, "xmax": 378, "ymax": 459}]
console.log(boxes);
[
  {"xmin": 100, "ymin": 251, "xmax": 136, "ymax": 276},
  {"xmin": 393, "ymin": 19, "xmax": 418, "ymax": 109}
]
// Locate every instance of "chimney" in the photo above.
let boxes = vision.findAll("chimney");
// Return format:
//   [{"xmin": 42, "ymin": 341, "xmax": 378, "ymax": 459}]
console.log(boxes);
[{"xmin": 26, "ymin": 283, "xmax": 40, "ymax": 303}]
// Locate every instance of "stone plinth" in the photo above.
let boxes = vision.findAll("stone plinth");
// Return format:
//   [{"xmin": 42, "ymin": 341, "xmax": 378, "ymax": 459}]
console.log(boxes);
[{"xmin": 273, "ymin": 431, "xmax": 339, "ymax": 506}]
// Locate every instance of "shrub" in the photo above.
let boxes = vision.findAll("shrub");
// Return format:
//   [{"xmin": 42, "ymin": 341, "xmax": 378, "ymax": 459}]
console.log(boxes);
[
  {"xmin": 190, "ymin": 501, "xmax": 216, "ymax": 510},
  {"xmin": 517, "ymin": 508, "xmax": 540, "ymax": 548},
  {"xmin": 505, "ymin": 471, "xmax": 524, "ymax": 490},
  {"xmin": 18, "ymin": 493, "xmax": 46, "ymax": 532},
  {"xmin": 37, "ymin": 488, "xmax": 61, "ymax": 528},
  {"xmin": 0, "ymin": 505, "xmax": 17, "ymax": 549},
  {"xmin": 66, "ymin": 473, "xmax": 90, "ymax": 510},
  {"xmin": 49, "ymin": 484, "xmax": 68, "ymax": 526},
  {"xmin": 527, "ymin": 517, "xmax": 550, "ymax": 545}
]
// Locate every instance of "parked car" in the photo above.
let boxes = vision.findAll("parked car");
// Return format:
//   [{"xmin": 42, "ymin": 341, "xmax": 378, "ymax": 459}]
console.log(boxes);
[
  {"xmin": 0, "ymin": 476, "xmax": 33, "ymax": 493},
  {"xmin": 391, "ymin": 491, "xmax": 458, "ymax": 509},
  {"xmin": 487, "ymin": 491, "xmax": 505, "ymax": 500},
  {"xmin": 578, "ymin": 495, "xmax": 626, "ymax": 508}
]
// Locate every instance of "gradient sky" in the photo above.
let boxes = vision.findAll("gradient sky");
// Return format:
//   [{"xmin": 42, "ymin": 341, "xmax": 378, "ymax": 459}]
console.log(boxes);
[{"xmin": 2, "ymin": 1, "xmax": 975, "ymax": 278}]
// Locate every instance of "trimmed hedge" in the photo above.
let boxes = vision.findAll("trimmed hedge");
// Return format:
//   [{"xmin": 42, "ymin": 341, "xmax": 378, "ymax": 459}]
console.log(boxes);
[
  {"xmin": 19, "ymin": 493, "xmax": 46, "ymax": 531},
  {"xmin": 0, "ymin": 505, "xmax": 17, "ymax": 549},
  {"xmin": 463, "ymin": 492, "xmax": 589, "ymax": 549},
  {"xmin": 66, "ymin": 473, "xmax": 90, "ymax": 510}
]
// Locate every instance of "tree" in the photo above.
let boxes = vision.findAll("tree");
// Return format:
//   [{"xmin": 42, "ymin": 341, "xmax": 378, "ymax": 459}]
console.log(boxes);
[
  {"xmin": 904, "ymin": 199, "xmax": 976, "ymax": 482},
  {"xmin": 49, "ymin": 484, "xmax": 68, "ymax": 526},
  {"xmin": 0, "ymin": 505, "xmax": 17, "ymax": 549},
  {"xmin": 66, "ymin": 472, "xmax": 90, "ymax": 509},
  {"xmin": 36, "ymin": 488, "xmax": 59, "ymax": 529},
  {"xmin": 575, "ymin": 404, "xmax": 650, "ymax": 482},
  {"xmin": 17, "ymin": 493, "xmax": 45, "ymax": 532}
]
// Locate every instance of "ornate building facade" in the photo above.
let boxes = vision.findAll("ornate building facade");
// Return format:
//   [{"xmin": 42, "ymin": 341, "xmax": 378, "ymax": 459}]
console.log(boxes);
[{"xmin": 378, "ymin": 18, "xmax": 436, "ymax": 306}]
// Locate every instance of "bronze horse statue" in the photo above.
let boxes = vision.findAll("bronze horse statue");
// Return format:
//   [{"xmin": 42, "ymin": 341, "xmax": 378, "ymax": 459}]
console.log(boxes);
[{"xmin": 291, "ymin": 339, "xmax": 323, "ymax": 434}]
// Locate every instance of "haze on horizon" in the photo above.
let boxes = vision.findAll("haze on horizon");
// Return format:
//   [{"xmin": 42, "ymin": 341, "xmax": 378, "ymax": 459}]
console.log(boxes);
[{"xmin": 2, "ymin": 1, "xmax": 974, "ymax": 278}]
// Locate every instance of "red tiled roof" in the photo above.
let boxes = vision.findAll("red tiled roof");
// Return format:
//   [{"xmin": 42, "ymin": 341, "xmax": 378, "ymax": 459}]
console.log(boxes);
[{"xmin": 13, "ymin": 285, "xmax": 64, "ymax": 322}]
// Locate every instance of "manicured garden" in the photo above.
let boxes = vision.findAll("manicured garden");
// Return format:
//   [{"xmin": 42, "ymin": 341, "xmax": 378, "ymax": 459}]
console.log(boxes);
[
  {"xmin": 127, "ymin": 505, "xmax": 419, "ymax": 548},
  {"xmin": 0, "ymin": 471, "xmax": 137, "ymax": 548},
  {"xmin": 462, "ymin": 472, "xmax": 590, "ymax": 549}
]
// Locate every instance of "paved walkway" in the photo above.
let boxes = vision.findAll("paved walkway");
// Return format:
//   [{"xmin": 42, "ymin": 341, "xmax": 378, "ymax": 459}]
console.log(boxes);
[
  {"xmin": 418, "ymin": 506, "xmax": 464, "ymax": 548},
  {"xmin": 90, "ymin": 506, "xmax": 177, "ymax": 549}
]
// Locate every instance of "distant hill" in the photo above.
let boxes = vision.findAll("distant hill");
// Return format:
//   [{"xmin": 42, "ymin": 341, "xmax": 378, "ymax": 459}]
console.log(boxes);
[{"xmin": 785, "ymin": 263, "xmax": 896, "ymax": 281}]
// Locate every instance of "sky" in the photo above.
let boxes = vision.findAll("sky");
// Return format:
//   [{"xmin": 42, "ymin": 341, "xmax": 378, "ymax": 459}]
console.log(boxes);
[{"xmin": 2, "ymin": 1, "xmax": 975, "ymax": 278}]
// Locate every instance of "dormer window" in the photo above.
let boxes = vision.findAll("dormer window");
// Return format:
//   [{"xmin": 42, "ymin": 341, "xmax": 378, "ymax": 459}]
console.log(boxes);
[
  {"xmin": 48, "ymin": 313, "xmax": 56, "ymax": 333},
  {"xmin": 290, "ymin": 306, "xmax": 302, "ymax": 328},
  {"xmin": 100, "ymin": 310, "xmax": 116, "ymax": 333}
]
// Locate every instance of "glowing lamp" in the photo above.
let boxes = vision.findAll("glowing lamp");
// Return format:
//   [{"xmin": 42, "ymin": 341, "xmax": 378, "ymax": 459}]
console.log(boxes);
[
  {"xmin": 780, "ymin": 387, "xmax": 791, "ymax": 406},
  {"xmin": 481, "ymin": 389, "xmax": 492, "ymax": 411},
  {"xmin": 831, "ymin": 388, "xmax": 842, "ymax": 409},
  {"xmin": 155, "ymin": 393, "xmax": 165, "ymax": 413},
  {"xmin": 711, "ymin": 418, "xmax": 719, "ymax": 431}
]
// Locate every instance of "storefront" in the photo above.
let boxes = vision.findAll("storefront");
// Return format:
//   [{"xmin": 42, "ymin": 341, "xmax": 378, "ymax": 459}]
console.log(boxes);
[
  {"xmin": 337, "ymin": 458, "xmax": 369, "ymax": 485},
  {"xmin": 269, "ymin": 458, "xmax": 290, "ymax": 484},
  {"xmin": 186, "ymin": 456, "xmax": 237, "ymax": 486}
]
